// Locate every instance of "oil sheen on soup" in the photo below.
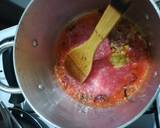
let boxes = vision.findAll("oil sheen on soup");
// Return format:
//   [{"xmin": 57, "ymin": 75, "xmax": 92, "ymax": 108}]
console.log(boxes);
[{"xmin": 54, "ymin": 11, "xmax": 152, "ymax": 108}]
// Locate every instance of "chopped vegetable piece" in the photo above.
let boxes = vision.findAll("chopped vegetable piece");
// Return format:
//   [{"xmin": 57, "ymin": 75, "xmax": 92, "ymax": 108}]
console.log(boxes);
[{"xmin": 110, "ymin": 53, "xmax": 129, "ymax": 68}]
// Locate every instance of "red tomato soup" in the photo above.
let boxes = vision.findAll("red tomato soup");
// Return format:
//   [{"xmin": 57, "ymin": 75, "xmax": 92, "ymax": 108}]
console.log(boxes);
[{"xmin": 54, "ymin": 11, "xmax": 152, "ymax": 108}]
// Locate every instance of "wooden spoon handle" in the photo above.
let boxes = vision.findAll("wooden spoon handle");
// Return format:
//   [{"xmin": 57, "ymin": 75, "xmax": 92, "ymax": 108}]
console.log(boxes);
[{"xmin": 87, "ymin": 5, "xmax": 121, "ymax": 51}]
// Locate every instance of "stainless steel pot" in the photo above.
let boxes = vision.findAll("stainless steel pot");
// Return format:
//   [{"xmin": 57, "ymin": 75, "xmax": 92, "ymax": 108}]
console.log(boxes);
[{"xmin": 0, "ymin": 0, "xmax": 160, "ymax": 128}]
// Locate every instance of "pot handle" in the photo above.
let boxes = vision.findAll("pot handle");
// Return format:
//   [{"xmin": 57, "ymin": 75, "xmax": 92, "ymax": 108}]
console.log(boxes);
[{"xmin": 0, "ymin": 41, "xmax": 21, "ymax": 94}]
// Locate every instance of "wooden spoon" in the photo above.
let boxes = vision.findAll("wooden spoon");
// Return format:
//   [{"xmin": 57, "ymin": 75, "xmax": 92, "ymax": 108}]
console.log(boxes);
[{"xmin": 65, "ymin": 0, "xmax": 130, "ymax": 83}]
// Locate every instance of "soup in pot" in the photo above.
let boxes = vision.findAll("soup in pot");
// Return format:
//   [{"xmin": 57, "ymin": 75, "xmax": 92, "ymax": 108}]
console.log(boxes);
[{"xmin": 54, "ymin": 11, "xmax": 152, "ymax": 108}]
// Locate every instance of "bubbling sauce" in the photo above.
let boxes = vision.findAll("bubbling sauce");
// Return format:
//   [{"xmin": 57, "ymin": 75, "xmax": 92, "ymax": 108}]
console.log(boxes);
[{"xmin": 54, "ymin": 11, "xmax": 151, "ymax": 108}]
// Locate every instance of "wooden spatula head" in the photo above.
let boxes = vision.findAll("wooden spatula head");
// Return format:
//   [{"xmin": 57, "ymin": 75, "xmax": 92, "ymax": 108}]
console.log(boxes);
[{"xmin": 65, "ymin": 43, "xmax": 94, "ymax": 82}]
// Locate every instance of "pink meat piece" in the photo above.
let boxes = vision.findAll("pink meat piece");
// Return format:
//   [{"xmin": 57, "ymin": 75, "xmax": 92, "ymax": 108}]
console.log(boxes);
[
  {"xmin": 83, "ymin": 59, "xmax": 135, "ymax": 97},
  {"xmin": 94, "ymin": 39, "xmax": 111, "ymax": 60}
]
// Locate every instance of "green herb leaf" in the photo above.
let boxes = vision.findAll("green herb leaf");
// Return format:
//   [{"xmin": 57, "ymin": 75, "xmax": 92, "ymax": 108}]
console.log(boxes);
[{"xmin": 110, "ymin": 53, "xmax": 128, "ymax": 68}]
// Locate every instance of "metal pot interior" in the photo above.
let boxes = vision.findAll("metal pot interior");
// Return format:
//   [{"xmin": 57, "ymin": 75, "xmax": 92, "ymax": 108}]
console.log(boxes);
[{"xmin": 14, "ymin": 0, "xmax": 160, "ymax": 128}]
